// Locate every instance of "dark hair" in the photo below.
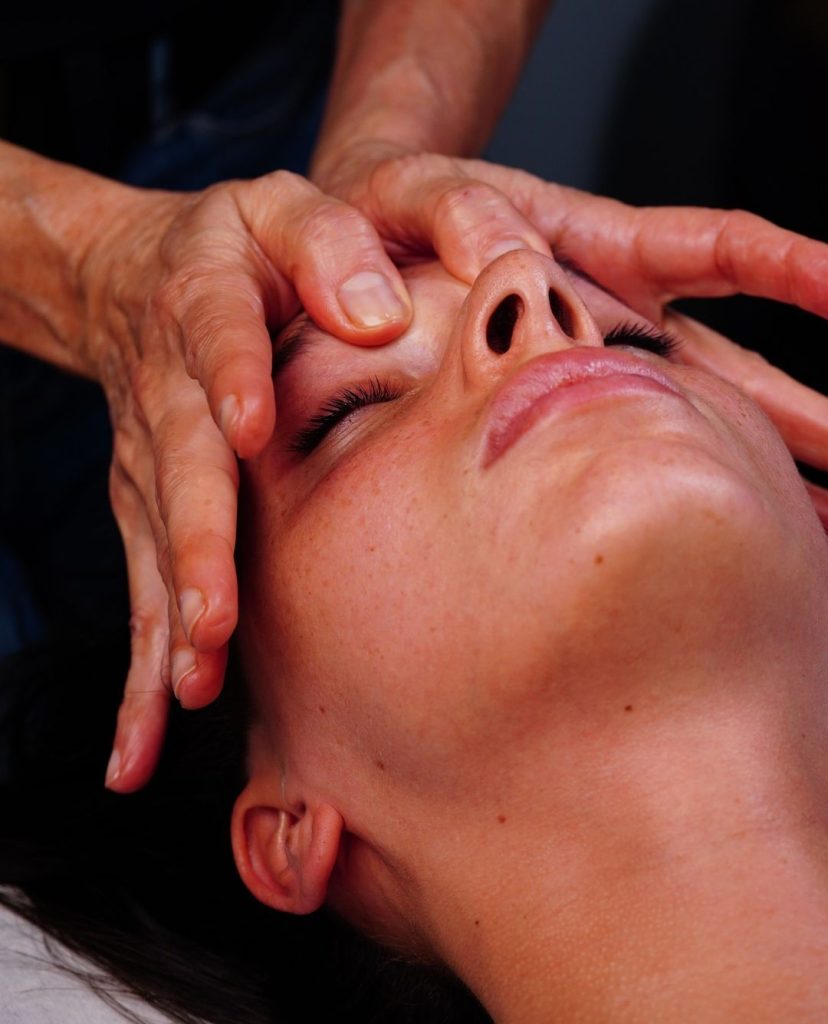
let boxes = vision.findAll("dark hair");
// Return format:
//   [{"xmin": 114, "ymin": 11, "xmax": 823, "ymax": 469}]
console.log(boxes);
[{"xmin": 0, "ymin": 632, "xmax": 490, "ymax": 1024}]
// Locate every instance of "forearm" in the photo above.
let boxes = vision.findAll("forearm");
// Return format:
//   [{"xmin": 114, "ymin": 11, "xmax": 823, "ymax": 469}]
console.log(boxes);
[
  {"xmin": 312, "ymin": 0, "xmax": 552, "ymax": 184},
  {"xmin": 0, "ymin": 140, "xmax": 134, "ymax": 376}
]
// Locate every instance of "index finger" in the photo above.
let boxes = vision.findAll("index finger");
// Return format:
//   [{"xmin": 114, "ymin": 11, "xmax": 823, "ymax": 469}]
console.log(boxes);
[
  {"xmin": 176, "ymin": 268, "xmax": 279, "ymax": 459},
  {"xmin": 469, "ymin": 165, "xmax": 828, "ymax": 320},
  {"xmin": 348, "ymin": 154, "xmax": 551, "ymax": 283},
  {"xmin": 599, "ymin": 206, "xmax": 828, "ymax": 313}
]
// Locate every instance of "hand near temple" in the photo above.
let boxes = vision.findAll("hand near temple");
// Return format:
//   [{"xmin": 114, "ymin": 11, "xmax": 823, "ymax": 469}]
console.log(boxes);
[
  {"xmin": 95, "ymin": 168, "xmax": 556, "ymax": 794},
  {"xmin": 0, "ymin": 146, "xmax": 412, "ymax": 791}
]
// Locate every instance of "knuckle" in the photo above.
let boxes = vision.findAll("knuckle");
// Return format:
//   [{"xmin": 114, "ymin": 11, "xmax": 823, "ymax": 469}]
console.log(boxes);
[
  {"xmin": 248, "ymin": 170, "xmax": 315, "ymax": 214},
  {"xmin": 297, "ymin": 201, "xmax": 372, "ymax": 249},
  {"xmin": 148, "ymin": 278, "xmax": 182, "ymax": 327},
  {"xmin": 716, "ymin": 209, "xmax": 761, "ymax": 263},
  {"xmin": 266, "ymin": 169, "xmax": 309, "ymax": 196},
  {"xmin": 724, "ymin": 207, "xmax": 757, "ymax": 231},
  {"xmin": 111, "ymin": 427, "xmax": 143, "ymax": 484},
  {"xmin": 433, "ymin": 180, "xmax": 504, "ymax": 226},
  {"xmin": 108, "ymin": 466, "xmax": 129, "ymax": 520},
  {"xmin": 127, "ymin": 612, "xmax": 171, "ymax": 691},
  {"xmin": 129, "ymin": 608, "xmax": 164, "ymax": 647},
  {"xmin": 233, "ymin": 171, "xmax": 314, "ymax": 237},
  {"xmin": 153, "ymin": 268, "xmax": 214, "ymax": 328},
  {"xmin": 198, "ymin": 180, "xmax": 236, "ymax": 207}
]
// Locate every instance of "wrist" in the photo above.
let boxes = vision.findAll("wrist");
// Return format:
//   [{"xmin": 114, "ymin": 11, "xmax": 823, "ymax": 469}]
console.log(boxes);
[
  {"xmin": 0, "ymin": 143, "xmax": 147, "ymax": 375},
  {"xmin": 311, "ymin": 50, "xmax": 485, "ymax": 192},
  {"xmin": 58, "ymin": 174, "xmax": 159, "ymax": 368}
]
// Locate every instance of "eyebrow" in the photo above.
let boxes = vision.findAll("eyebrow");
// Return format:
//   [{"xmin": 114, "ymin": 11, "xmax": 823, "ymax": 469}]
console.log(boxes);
[{"xmin": 272, "ymin": 315, "xmax": 316, "ymax": 379}]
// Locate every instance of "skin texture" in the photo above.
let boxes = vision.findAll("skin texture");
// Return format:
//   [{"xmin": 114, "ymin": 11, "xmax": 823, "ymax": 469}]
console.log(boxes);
[
  {"xmin": 0, "ymin": 146, "xmax": 412, "ymax": 787},
  {"xmin": 233, "ymin": 252, "xmax": 828, "ymax": 1022},
  {"xmin": 312, "ymin": 0, "xmax": 552, "ymax": 166},
  {"xmin": 5, "ymin": 0, "xmax": 828, "ymax": 793},
  {"xmin": 0, "ymin": 0, "xmax": 553, "ymax": 791}
]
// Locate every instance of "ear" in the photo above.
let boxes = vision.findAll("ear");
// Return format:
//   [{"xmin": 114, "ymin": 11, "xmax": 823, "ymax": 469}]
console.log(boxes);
[{"xmin": 231, "ymin": 777, "xmax": 344, "ymax": 915}]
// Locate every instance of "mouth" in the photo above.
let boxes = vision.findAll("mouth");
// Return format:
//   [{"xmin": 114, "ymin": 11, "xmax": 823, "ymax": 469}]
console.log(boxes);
[{"xmin": 482, "ymin": 348, "xmax": 685, "ymax": 467}]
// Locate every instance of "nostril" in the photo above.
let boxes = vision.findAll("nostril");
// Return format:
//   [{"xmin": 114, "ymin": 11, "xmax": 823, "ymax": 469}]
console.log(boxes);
[
  {"xmin": 486, "ymin": 294, "xmax": 523, "ymax": 354},
  {"xmin": 548, "ymin": 288, "xmax": 575, "ymax": 338}
]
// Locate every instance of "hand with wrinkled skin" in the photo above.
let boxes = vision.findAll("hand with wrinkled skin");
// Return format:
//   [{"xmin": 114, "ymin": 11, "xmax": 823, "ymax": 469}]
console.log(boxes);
[
  {"xmin": 0, "ymin": 148, "xmax": 421, "ymax": 794},
  {"xmin": 314, "ymin": 146, "xmax": 828, "ymax": 526},
  {"xmin": 82, "ymin": 172, "xmax": 421, "ymax": 792},
  {"xmin": 87, "ymin": 167, "xmax": 561, "ymax": 793}
]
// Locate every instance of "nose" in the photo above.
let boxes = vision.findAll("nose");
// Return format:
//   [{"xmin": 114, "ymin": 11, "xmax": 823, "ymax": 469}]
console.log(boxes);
[{"xmin": 458, "ymin": 250, "xmax": 604, "ymax": 387}]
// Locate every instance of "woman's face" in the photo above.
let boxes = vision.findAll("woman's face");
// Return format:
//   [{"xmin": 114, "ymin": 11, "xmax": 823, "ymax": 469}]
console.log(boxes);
[{"xmin": 239, "ymin": 251, "xmax": 822, "ymax": 817}]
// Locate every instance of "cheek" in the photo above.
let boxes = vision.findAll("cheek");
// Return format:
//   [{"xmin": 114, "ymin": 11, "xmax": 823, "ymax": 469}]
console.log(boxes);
[
  {"xmin": 261, "ymin": 425, "xmax": 622, "ymax": 775},
  {"xmin": 262, "ymin": 437, "xmax": 474, "ymax": 753},
  {"xmin": 245, "ymin": 368, "xmax": 824, "ymax": 792},
  {"xmin": 261, "ymin": 424, "xmax": 588, "ymax": 787}
]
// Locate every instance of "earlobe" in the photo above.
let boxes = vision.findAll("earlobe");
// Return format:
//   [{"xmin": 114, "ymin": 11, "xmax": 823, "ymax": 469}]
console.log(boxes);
[{"xmin": 232, "ymin": 781, "xmax": 344, "ymax": 915}]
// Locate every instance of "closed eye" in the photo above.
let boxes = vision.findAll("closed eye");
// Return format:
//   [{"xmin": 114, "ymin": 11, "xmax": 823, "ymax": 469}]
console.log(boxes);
[
  {"xmin": 288, "ymin": 324, "xmax": 681, "ymax": 457},
  {"xmin": 289, "ymin": 377, "xmax": 403, "ymax": 456},
  {"xmin": 603, "ymin": 322, "xmax": 684, "ymax": 359}
]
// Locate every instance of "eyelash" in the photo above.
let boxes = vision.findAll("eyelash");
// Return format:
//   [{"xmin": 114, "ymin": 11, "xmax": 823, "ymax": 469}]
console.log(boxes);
[
  {"xmin": 290, "ymin": 323, "xmax": 684, "ymax": 456},
  {"xmin": 289, "ymin": 377, "xmax": 402, "ymax": 455},
  {"xmin": 603, "ymin": 322, "xmax": 684, "ymax": 359}
]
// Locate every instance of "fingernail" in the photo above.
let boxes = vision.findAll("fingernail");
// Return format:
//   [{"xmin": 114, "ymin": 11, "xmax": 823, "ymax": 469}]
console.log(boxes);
[
  {"xmin": 219, "ymin": 394, "xmax": 240, "ymax": 442},
  {"xmin": 483, "ymin": 238, "xmax": 529, "ymax": 264},
  {"xmin": 178, "ymin": 588, "xmax": 205, "ymax": 644},
  {"xmin": 337, "ymin": 271, "xmax": 408, "ymax": 329},
  {"xmin": 171, "ymin": 648, "xmax": 197, "ymax": 700},
  {"xmin": 105, "ymin": 748, "xmax": 121, "ymax": 788}
]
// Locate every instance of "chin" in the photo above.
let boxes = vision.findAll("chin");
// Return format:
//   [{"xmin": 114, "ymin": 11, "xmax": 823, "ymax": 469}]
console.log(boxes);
[{"xmin": 470, "ymin": 437, "xmax": 788, "ymax": 675}]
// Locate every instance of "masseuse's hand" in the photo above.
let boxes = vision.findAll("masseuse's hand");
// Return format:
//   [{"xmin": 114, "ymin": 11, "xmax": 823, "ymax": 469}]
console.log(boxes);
[
  {"xmin": 85, "ymin": 172, "xmax": 418, "ymax": 792},
  {"xmin": 93, "ymin": 165, "xmax": 565, "ymax": 793},
  {"xmin": 315, "ymin": 147, "xmax": 828, "ymax": 527},
  {"xmin": 490, "ymin": 167, "xmax": 828, "ymax": 527}
]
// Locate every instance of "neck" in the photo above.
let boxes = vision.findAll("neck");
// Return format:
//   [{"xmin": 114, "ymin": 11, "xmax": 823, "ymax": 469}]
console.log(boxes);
[
  {"xmin": 414, "ymin": 666, "xmax": 828, "ymax": 1023},
  {"xmin": 472, "ymin": 824, "xmax": 828, "ymax": 1023}
]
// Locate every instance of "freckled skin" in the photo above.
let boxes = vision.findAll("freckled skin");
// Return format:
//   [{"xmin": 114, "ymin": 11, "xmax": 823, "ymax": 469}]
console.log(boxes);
[
  {"xmin": 243, "ymin": 258, "xmax": 822, "ymax": 797},
  {"xmin": 237, "ymin": 254, "xmax": 828, "ymax": 1023}
]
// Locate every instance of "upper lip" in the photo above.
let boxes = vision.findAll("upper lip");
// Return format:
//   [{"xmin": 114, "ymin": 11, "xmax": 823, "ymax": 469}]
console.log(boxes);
[{"xmin": 482, "ymin": 347, "xmax": 683, "ymax": 465}]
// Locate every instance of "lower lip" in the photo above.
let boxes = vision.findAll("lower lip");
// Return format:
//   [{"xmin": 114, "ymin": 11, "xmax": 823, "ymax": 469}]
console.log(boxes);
[{"xmin": 485, "ymin": 373, "xmax": 683, "ymax": 466}]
